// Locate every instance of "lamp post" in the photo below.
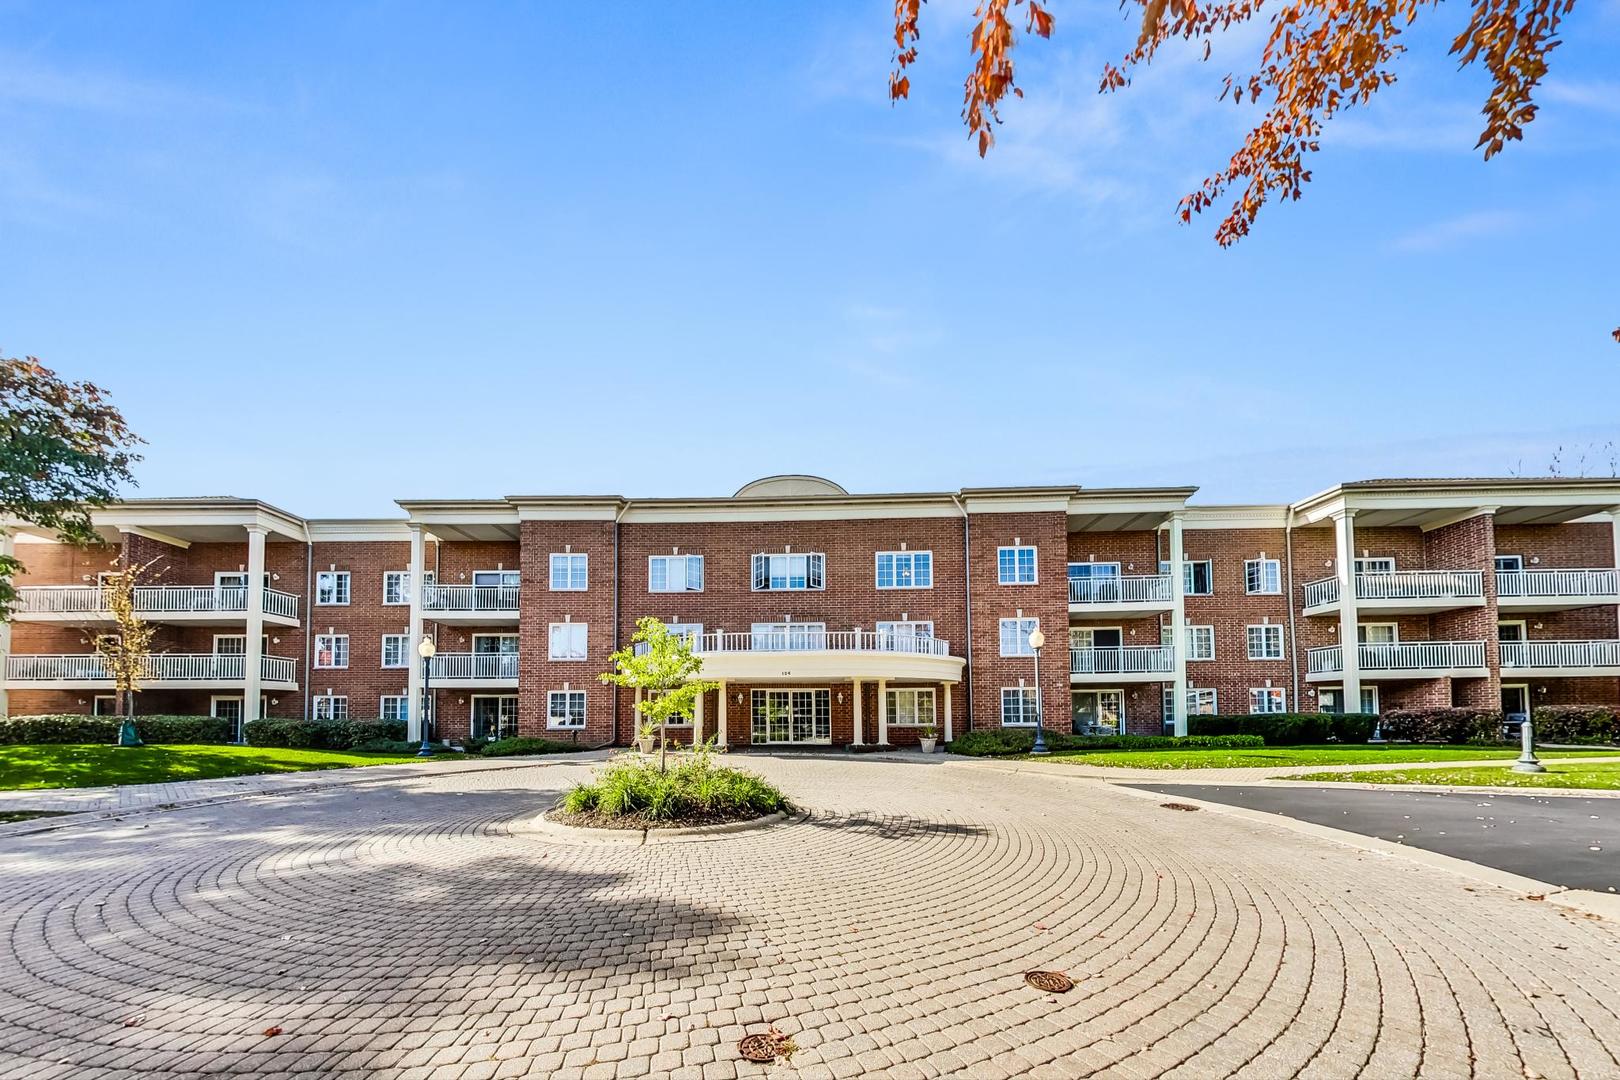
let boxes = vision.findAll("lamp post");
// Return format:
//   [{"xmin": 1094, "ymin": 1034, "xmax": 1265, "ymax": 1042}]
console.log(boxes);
[
  {"xmin": 1511, "ymin": 713, "xmax": 1546, "ymax": 773},
  {"xmin": 417, "ymin": 636, "xmax": 436, "ymax": 757},
  {"xmin": 1027, "ymin": 626, "xmax": 1049, "ymax": 755}
]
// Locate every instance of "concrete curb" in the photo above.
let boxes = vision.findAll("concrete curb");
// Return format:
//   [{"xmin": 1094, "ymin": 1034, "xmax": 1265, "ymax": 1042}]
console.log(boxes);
[
  {"xmin": 516, "ymin": 808, "xmax": 801, "ymax": 846},
  {"xmin": 1250, "ymin": 778, "xmax": 1620, "ymax": 799}
]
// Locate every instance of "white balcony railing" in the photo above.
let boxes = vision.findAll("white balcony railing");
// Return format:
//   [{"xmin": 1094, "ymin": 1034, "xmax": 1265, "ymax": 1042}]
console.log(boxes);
[
  {"xmin": 1068, "ymin": 574, "xmax": 1174, "ymax": 605},
  {"xmin": 1069, "ymin": 645, "xmax": 1175, "ymax": 675},
  {"xmin": 11, "ymin": 585, "xmax": 300, "ymax": 620},
  {"xmin": 1302, "ymin": 578, "xmax": 1340, "ymax": 609},
  {"xmin": 5, "ymin": 653, "xmax": 299, "ymax": 683},
  {"xmin": 1501, "ymin": 640, "xmax": 1620, "ymax": 671},
  {"xmin": 1496, "ymin": 569, "xmax": 1620, "ymax": 600},
  {"xmin": 421, "ymin": 585, "xmax": 521, "ymax": 614},
  {"xmin": 1303, "ymin": 571, "xmax": 1484, "ymax": 607},
  {"xmin": 681, "ymin": 630, "xmax": 953, "ymax": 657},
  {"xmin": 1308, "ymin": 640, "xmax": 1487, "ymax": 676},
  {"xmin": 429, "ymin": 652, "xmax": 520, "ymax": 680}
]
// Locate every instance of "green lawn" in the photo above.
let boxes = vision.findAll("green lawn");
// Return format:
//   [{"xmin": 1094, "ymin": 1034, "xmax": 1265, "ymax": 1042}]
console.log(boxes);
[
  {"xmin": 1294, "ymin": 760, "xmax": 1620, "ymax": 790},
  {"xmin": 0, "ymin": 744, "xmax": 429, "ymax": 791},
  {"xmin": 1035, "ymin": 745, "xmax": 1620, "ymax": 770}
]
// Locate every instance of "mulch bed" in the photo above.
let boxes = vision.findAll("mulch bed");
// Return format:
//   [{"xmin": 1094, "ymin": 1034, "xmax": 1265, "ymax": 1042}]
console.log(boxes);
[{"xmin": 546, "ymin": 806, "xmax": 778, "ymax": 831}]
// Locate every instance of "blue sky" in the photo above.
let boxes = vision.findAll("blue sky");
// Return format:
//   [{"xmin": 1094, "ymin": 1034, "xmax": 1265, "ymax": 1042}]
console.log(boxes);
[{"xmin": 3, "ymin": 1, "xmax": 1617, "ymax": 517}]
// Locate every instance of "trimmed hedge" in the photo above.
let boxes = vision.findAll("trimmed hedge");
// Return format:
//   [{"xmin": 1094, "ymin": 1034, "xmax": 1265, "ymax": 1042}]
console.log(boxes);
[
  {"xmin": 1531, "ymin": 705, "xmax": 1620, "ymax": 745},
  {"xmin": 0, "ymin": 714, "xmax": 235, "ymax": 746},
  {"xmin": 1378, "ymin": 707, "xmax": 1504, "ymax": 745},
  {"xmin": 1189, "ymin": 712, "xmax": 1379, "ymax": 745},
  {"xmin": 946, "ymin": 729, "xmax": 1264, "ymax": 757},
  {"xmin": 243, "ymin": 717, "xmax": 406, "ymax": 750},
  {"xmin": 478, "ymin": 737, "xmax": 590, "ymax": 757}
]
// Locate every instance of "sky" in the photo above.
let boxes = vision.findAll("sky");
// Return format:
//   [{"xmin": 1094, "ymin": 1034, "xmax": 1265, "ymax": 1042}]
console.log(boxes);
[{"xmin": 2, "ymin": 1, "xmax": 1618, "ymax": 518}]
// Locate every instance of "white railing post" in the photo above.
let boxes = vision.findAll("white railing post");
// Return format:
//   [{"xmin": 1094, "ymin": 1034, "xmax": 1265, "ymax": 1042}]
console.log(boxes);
[
  {"xmin": 243, "ymin": 526, "xmax": 267, "ymax": 732},
  {"xmin": 1169, "ymin": 512, "xmax": 1188, "ymax": 736}
]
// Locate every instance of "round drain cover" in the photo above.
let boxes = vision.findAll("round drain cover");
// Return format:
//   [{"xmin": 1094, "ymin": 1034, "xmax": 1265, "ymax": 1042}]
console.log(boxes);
[
  {"xmin": 1024, "ymin": 970, "xmax": 1075, "ymax": 993},
  {"xmin": 738, "ymin": 1033, "xmax": 778, "ymax": 1062}
]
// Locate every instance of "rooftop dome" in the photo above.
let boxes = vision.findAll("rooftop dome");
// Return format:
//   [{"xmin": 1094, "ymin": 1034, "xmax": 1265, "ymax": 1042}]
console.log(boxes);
[{"xmin": 732, "ymin": 475, "xmax": 849, "ymax": 499}]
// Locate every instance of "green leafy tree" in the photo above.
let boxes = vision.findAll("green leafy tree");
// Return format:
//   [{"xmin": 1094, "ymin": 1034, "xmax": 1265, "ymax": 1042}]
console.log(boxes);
[
  {"xmin": 601, "ymin": 617, "xmax": 719, "ymax": 773},
  {"xmin": 92, "ymin": 559, "xmax": 158, "ymax": 736},
  {"xmin": 0, "ymin": 357, "xmax": 142, "ymax": 617}
]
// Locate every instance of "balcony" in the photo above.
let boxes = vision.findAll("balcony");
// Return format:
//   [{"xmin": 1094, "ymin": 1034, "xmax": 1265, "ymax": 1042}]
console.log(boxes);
[
  {"xmin": 421, "ymin": 584, "xmax": 520, "ymax": 624},
  {"xmin": 1501, "ymin": 640, "xmax": 1620, "ymax": 678},
  {"xmin": 11, "ymin": 585, "xmax": 301, "ymax": 626},
  {"xmin": 684, "ymin": 630, "xmax": 964, "ymax": 683},
  {"xmin": 428, "ymin": 652, "xmax": 520, "ymax": 688},
  {"xmin": 1068, "ymin": 574, "xmax": 1175, "ymax": 617},
  {"xmin": 1069, "ymin": 645, "xmax": 1175, "ymax": 683},
  {"xmin": 1496, "ymin": 569, "xmax": 1620, "ymax": 613},
  {"xmin": 1301, "ymin": 571, "xmax": 1485, "ymax": 616},
  {"xmin": 1306, "ymin": 641, "xmax": 1487, "ymax": 681},
  {"xmin": 5, "ymin": 653, "xmax": 300, "ymax": 691}
]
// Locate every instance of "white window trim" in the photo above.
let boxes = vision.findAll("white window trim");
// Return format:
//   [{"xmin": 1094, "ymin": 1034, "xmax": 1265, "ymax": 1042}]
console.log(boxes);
[
  {"xmin": 549, "ymin": 553, "xmax": 589, "ymax": 592},
  {"xmin": 648, "ymin": 554, "xmax": 705, "ymax": 594},
  {"xmin": 1164, "ymin": 624, "xmax": 1215, "ymax": 661},
  {"xmin": 997, "ymin": 545, "xmax": 1039, "ymax": 585},
  {"xmin": 1163, "ymin": 559, "xmax": 1214, "ymax": 595},
  {"xmin": 470, "ymin": 694, "xmax": 521, "ymax": 740},
  {"xmin": 1248, "ymin": 688, "xmax": 1287, "ymax": 714},
  {"xmin": 1244, "ymin": 558, "xmax": 1282, "ymax": 595},
  {"xmin": 92, "ymin": 694, "xmax": 118, "ymax": 716},
  {"xmin": 547, "ymin": 689, "xmax": 587, "ymax": 730},
  {"xmin": 884, "ymin": 687, "xmax": 938, "ymax": 728},
  {"xmin": 382, "ymin": 570, "xmax": 411, "ymax": 606},
  {"xmin": 999, "ymin": 686, "xmax": 1039, "ymax": 727},
  {"xmin": 750, "ymin": 552, "xmax": 827, "ymax": 592},
  {"xmin": 381, "ymin": 633, "xmax": 410, "ymax": 669},
  {"xmin": 999, "ymin": 617, "xmax": 1040, "ymax": 657},
  {"xmin": 315, "ymin": 570, "xmax": 351, "ymax": 606},
  {"xmin": 874, "ymin": 550, "xmax": 934, "ymax": 590},
  {"xmin": 1245, "ymin": 624, "xmax": 1286, "ymax": 661},
  {"xmin": 314, "ymin": 633, "xmax": 350, "ymax": 670},
  {"xmin": 1358, "ymin": 622, "xmax": 1400, "ymax": 644},
  {"xmin": 313, "ymin": 694, "xmax": 350, "ymax": 721},
  {"xmin": 379, "ymin": 694, "xmax": 410, "ymax": 721},
  {"xmin": 548, "ymin": 621, "xmax": 589, "ymax": 661}
]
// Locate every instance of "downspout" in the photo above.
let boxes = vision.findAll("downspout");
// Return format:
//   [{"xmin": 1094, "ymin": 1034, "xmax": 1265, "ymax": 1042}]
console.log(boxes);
[
  {"xmin": 303, "ymin": 538, "xmax": 313, "ymax": 721},
  {"xmin": 611, "ymin": 499, "xmax": 630, "ymax": 748},
  {"xmin": 1285, "ymin": 509, "xmax": 1300, "ymax": 713},
  {"xmin": 951, "ymin": 494, "xmax": 973, "ymax": 731}
]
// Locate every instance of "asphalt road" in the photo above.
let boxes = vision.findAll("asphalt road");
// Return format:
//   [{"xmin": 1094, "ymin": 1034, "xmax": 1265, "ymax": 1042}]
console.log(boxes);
[{"xmin": 1127, "ymin": 783, "xmax": 1620, "ymax": 893}]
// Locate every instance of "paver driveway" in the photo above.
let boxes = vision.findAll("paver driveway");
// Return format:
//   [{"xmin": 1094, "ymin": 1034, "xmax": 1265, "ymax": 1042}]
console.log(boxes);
[{"xmin": 2, "ymin": 753, "xmax": 1619, "ymax": 1079}]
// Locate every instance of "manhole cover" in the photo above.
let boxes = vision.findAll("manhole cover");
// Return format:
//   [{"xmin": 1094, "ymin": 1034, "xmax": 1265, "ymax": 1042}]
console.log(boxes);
[
  {"xmin": 738, "ymin": 1033, "xmax": 778, "ymax": 1062},
  {"xmin": 1024, "ymin": 970, "xmax": 1075, "ymax": 993},
  {"xmin": 1160, "ymin": 802, "xmax": 1200, "ymax": 812}
]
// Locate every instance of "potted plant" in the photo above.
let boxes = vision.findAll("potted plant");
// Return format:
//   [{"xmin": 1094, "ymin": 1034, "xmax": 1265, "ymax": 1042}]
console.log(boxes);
[
  {"xmin": 919, "ymin": 723, "xmax": 938, "ymax": 754},
  {"xmin": 636, "ymin": 719, "xmax": 660, "ymax": 755}
]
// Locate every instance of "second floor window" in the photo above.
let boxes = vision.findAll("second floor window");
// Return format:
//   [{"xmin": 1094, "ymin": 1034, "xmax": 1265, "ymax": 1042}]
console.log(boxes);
[
  {"xmin": 316, "ymin": 571, "xmax": 350, "ymax": 605},
  {"xmin": 751, "ymin": 552, "xmax": 825, "ymax": 591},
  {"xmin": 1247, "ymin": 624, "xmax": 1286, "ymax": 660},
  {"xmin": 1244, "ymin": 559, "xmax": 1281, "ymax": 594},
  {"xmin": 548, "ymin": 622, "xmax": 588, "ymax": 660},
  {"xmin": 1163, "ymin": 624, "xmax": 1215, "ymax": 661},
  {"xmin": 1160, "ymin": 560, "xmax": 1214, "ymax": 595},
  {"xmin": 381, "ymin": 634, "xmax": 410, "ymax": 669},
  {"xmin": 876, "ymin": 550, "xmax": 933, "ymax": 589},
  {"xmin": 649, "ymin": 555, "xmax": 704, "ymax": 593},
  {"xmin": 383, "ymin": 571, "xmax": 411, "ymax": 605},
  {"xmin": 550, "ymin": 553, "xmax": 588, "ymax": 591},
  {"xmin": 999, "ymin": 617, "xmax": 1039, "ymax": 657},
  {"xmin": 315, "ymin": 634, "xmax": 349, "ymax": 669},
  {"xmin": 997, "ymin": 546, "xmax": 1037, "ymax": 584}
]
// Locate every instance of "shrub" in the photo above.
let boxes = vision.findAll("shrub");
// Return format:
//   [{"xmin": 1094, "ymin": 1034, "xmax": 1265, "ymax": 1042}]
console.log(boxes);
[
  {"xmin": 561, "ymin": 753, "xmax": 789, "ymax": 822},
  {"xmin": 1378, "ymin": 707, "xmax": 1504, "ymax": 744},
  {"xmin": 244, "ymin": 717, "xmax": 407, "ymax": 750},
  {"xmin": 1531, "ymin": 705, "xmax": 1620, "ymax": 745},
  {"xmin": 479, "ymin": 736, "xmax": 589, "ymax": 757},
  {"xmin": 0, "ymin": 714, "xmax": 235, "ymax": 745},
  {"xmin": 945, "ymin": 729, "xmax": 1264, "ymax": 757},
  {"xmin": 1188, "ymin": 712, "xmax": 1378, "ymax": 745}
]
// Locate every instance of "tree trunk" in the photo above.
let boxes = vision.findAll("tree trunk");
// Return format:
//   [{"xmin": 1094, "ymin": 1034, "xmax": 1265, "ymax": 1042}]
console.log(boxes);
[{"xmin": 659, "ymin": 717, "xmax": 668, "ymax": 774}]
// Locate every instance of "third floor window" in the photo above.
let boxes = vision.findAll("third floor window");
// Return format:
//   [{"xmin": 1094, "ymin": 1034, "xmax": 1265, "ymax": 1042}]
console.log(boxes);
[
  {"xmin": 997, "ymin": 546, "xmax": 1037, "ymax": 585},
  {"xmin": 316, "ymin": 571, "xmax": 350, "ymax": 605},
  {"xmin": 549, "ymin": 553, "xmax": 588, "ymax": 591},
  {"xmin": 751, "ymin": 552, "xmax": 825, "ymax": 591},
  {"xmin": 875, "ymin": 550, "xmax": 932, "ymax": 589},
  {"xmin": 649, "ymin": 554, "xmax": 704, "ymax": 593}
]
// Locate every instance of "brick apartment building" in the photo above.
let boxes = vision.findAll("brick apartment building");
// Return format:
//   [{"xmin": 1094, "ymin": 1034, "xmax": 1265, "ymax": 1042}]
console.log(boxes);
[{"xmin": 3, "ymin": 474, "xmax": 1618, "ymax": 747}]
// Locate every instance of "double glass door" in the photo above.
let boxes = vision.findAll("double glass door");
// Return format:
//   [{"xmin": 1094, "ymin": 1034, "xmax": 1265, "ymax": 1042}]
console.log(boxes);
[
  {"xmin": 1072, "ymin": 690, "xmax": 1123, "ymax": 735},
  {"xmin": 471, "ymin": 695, "xmax": 519, "ymax": 741},
  {"xmin": 1067, "ymin": 562, "xmax": 1121, "ymax": 603},
  {"xmin": 750, "ymin": 689, "xmax": 832, "ymax": 744}
]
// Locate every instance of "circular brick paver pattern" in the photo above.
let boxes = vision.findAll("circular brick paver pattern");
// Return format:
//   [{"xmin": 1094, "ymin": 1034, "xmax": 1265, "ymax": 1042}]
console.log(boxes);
[{"xmin": 2, "ymin": 755, "xmax": 1619, "ymax": 1079}]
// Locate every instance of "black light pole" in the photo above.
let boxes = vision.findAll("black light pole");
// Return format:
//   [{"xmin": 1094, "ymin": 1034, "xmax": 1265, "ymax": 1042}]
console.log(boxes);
[
  {"xmin": 1028, "ymin": 626, "xmax": 1049, "ymax": 755},
  {"xmin": 417, "ymin": 636, "xmax": 436, "ymax": 757}
]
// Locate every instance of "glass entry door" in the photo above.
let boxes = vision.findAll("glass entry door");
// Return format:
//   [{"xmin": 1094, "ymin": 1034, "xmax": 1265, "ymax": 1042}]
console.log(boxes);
[
  {"xmin": 1071, "ymin": 690, "xmax": 1124, "ymax": 735},
  {"xmin": 1067, "ymin": 562, "xmax": 1122, "ymax": 603},
  {"xmin": 471, "ymin": 695, "xmax": 519, "ymax": 741},
  {"xmin": 750, "ymin": 689, "xmax": 832, "ymax": 744}
]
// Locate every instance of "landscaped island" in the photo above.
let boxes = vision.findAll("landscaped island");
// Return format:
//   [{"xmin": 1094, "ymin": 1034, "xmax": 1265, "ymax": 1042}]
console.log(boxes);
[{"xmin": 553, "ymin": 750, "xmax": 790, "ymax": 830}]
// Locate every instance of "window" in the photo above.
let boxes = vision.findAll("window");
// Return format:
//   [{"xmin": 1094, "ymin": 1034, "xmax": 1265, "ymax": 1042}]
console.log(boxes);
[
  {"xmin": 876, "ymin": 550, "xmax": 933, "ymax": 589},
  {"xmin": 1000, "ymin": 687, "xmax": 1039, "ymax": 726},
  {"xmin": 547, "ymin": 690, "xmax": 587, "ymax": 729},
  {"xmin": 1355, "ymin": 557, "xmax": 1395, "ymax": 574},
  {"xmin": 1162, "ymin": 624, "xmax": 1215, "ymax": 661},
  {"xmin": 1358, "ymin": 623, "xmax": 1398, "ymax": 644},
  {"xmin": 92, "ymin": 695, "xmax": 117, "ymax": 716},
  {"xmin": 313, "ymin": 695, "xmax": 349, "ymax": 720},
  {"xmin": 1319, "ymin": 687, "xmax": 1379, "ymax": 715},
  {"xmin": 316, "ymin": 571, "xmax": 350, "ymax": 606},
  {"xmin": 549, "ymin": 553, "xmax": 588, "ymax": 591},
  {"xmin": 663, "ymin": 622, "xmax": 703, "ymax": 646},
  {"xmin": 471, "ymin": 695, "xmax": 520, "ymax": 740},
  {"xmin": 1160, "ymin": 560, "xmax": 1213, "ymax": 595},
  {"xmin": 1163, "ymin": 688, "xmax": 1218, "ymax": 720},
  {"xmin": 1246, "ymin": 624, "xmax": 1285, "ymax": 660},
  {"xmin": 380, "ymin": 695, "xmax": 410, "ymax": 721},
  {"xmin": 314, "ymin": 634, "xmax": 349, "ymax": 669},
  {"xmin": 649, "ymin": 554, "xmax": 704, "ymax": 593},
  {"xmin": 383, "ymin": 571, "xmax": 412, "ymax": 605},
  {"xmin": 885, "ymin": 688, "xmax": 937, "ymax": 727},
  {"xmin": 750, "ymin": 689, "xmax": 833, "ymax": 744},
  {"xmin": 381, "ymin": 634, "xmax": 410, "ymax": 669},
  {"xmin": 1495, "ymin": 554, "xmax": 1524, "ymax": 573},
  {"xmin": 548, "ymin": 622, "xmax": 588, "ymax": 661},
  {"xmin": 751, "ymin": 552, "xmax": 825, "ymax": 591},
  {"xmin": 1249, "ymin": 688, "xmax": 1287, "ymax": 714},
  {"xmin": 1244, "ymin": 558, "xmax": 1281, "ymax": 594},
  {"xmin": 997, "ymin": 546, "xmax": 1038, "ymax": 585},
  {"xmin": 999, "ymin": 617, "xmax": 1039, "ymax": 657},
  {"xmin": 1067, "ymin": 562, "xmax": 1122, "ymax": 602}
]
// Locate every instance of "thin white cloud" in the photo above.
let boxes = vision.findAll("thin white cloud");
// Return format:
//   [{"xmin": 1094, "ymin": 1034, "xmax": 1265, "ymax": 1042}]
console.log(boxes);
[
  {"xmin": 1541, "ymin": 78, "xmax": 1620, "ymax": 115},
  {"xmin": 0, "ymin": 51, "xmax": 242, "ymax": 115},
  {"xmin": 1391, "ymin": 210, "xmax": 1522, "ymax": 253}
]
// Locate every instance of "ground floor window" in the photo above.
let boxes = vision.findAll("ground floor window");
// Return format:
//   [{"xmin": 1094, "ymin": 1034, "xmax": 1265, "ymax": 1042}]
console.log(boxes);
[
  {"xmin": 1000, "ymin": 687, "xmax": 1038, "ymax": 726},
  {"xmin": 547, "ymin": 690, "xmax": 587, "ymax": 730},
  {"xmin": 380, "ymin": 695, "xmax": 409, "ymax": 721},
  {"xmin": 885, "ymin": 687, "xmax": 936, "ymax": 727},
  {"xmin": 751, "ymin": 689, "xmax": 831, "ymax": 744},
  {"xmin": 1161, "ymin": 687, "xmax": 1219, "ymax": 721},
  {"xmin": 1073, "ymin": 689, "xmax": 1123, "ymax": 735},
  {"xmin": 314, "ymin": 695, "xmax": 349, "ymax": 720},
  {"xmin": 1318, "ymin": 686, "xmax": 1378, "ymax": 714},
  {"xmin": 471, "ymin": 695, "xmax": 519, "ymax": 741},
  {"xmin": 92, "ymin": 695, "xmax": 117, "ymax": 716},
  {"xmin": 1249, "ymin": 688, "xmax": 1287, "ymax": 714}
]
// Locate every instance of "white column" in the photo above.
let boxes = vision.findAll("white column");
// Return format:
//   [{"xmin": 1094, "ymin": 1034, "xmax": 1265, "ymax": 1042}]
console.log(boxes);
[
  {"xmin": 0, "ymin": 531, "xmax": 12, "ymax": 717},
  {"xmin": 406, "ymin": 525, "xmax": 426, "ymax": 741},
  {"xmin": 1168, "ymin": 513, "xmax": 1188, "ymax": 736},
  {"xmin": 1334, "ymin": 509, "xmax": 1362, "ymax": 711},
  {"xmin": 243, "ymin": 526, "xmax": 267, "ymax": 732},
  {"xmin": 717, "ymin": 681, "xmax": 728, "ymax": 749},
  {"xmin": 943, "ymin": 682, "xmax": 953, "ymax": 743},
  {"xmin": 852, "ymin": 679, "xmax": 864, "ymax": 745},
  {"xmin": 1611, "ymin": 511, "xmax": 1620, "ymax": 631},
  {"xmin": 693, "ymin": 688, "xmax": 705, "ymax": 745},
  {"xmin": 877, "ymin": 678, "xmax": 889, "ymax": 745}
]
